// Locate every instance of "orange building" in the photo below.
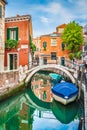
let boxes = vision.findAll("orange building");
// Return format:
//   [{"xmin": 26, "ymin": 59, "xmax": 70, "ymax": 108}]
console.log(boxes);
[
  {"xmin": 38, "ymin": 24, "xmax": 69, "ymax": 65},
  {"xmin": 4, "ymin": 15, "xmax": 32, "ymax": 70}
]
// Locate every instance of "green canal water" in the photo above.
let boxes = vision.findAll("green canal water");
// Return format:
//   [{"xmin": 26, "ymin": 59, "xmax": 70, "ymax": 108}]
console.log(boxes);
[{"xmin": 0, "ymin": 71, "xmax": 84, "ymax": 130}]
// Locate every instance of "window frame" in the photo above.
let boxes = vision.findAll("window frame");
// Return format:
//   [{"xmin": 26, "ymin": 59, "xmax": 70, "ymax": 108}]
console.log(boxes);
[
  {"xmin": 7, "ymin": 27, "xmax": 18, "ymax": 41},
  {"xmin": 51, "ymin": 52, "xmax": 56, "ymax": 60},
  {"xmin": 43, "ymin": 41, "xmax": 47, "ymax": 50},
  {"xmin": 51, "ymin": 38, "xmax": 57, "ymax": 46}
]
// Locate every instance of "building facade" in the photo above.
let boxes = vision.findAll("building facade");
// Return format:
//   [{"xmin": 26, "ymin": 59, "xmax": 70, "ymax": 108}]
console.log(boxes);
[
  {"xmin": 0, "ymin": 0, "xmax": 7, "ymax": 71},
  {"xmin": 32, "ymin": 37, "xmax": 41, "ymax": 64},
  {"xmin": 4, "ymin": 15, "xmax": 32, "ymax": 70},
  {"xmin": 34, "ymin": 24, "xmax": 69, "ymax": 65},
  {"xmin": 83, "ymin": 25, "xmax": 87, "ymax": 62}
]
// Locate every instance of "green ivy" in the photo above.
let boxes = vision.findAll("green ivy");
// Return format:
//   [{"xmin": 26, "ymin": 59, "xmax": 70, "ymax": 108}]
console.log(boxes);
[
  {"xmin": 30, "ymin": 36, "xmax": 36, "ymax": 54},
  {"xmin": 69, "ymin": 53, "xmax": 74, "ymax": 60},
  {"xmin": 5, "ymin": 40, "xmax": 18, "ymax": 49}
]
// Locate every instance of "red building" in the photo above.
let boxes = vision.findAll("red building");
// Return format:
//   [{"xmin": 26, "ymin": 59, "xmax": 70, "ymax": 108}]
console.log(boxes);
[{"xmin": 4, "ymin": 15, "xmax": 32, "ymax": 70}]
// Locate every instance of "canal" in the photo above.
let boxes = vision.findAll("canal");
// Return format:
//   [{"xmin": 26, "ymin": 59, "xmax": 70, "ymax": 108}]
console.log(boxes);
[{"xmin": 0, "ymin": 70, "xmax": 84, "ymax": 130}]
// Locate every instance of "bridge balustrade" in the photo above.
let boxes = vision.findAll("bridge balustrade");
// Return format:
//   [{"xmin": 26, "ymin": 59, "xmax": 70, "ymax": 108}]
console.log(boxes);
[{"xmin": 26, "ymin": 60, "xmax": 87, "ymax": 91}]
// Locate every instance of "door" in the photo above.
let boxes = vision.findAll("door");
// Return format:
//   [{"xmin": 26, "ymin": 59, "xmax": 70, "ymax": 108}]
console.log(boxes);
[
  {"xmin": 43, "ymin": 57, "xmax": 47, "ymax": 64},
  {"xmin": 9, "ymin": 54, "xmax": 18, "ymax": 70},
  {"xmin": 61, "ymin": 57, "xmax": 65, "ymax": 66},
  {"xmin": 9, "ymin": 54, "xmax": 13, "ymax": 70}
]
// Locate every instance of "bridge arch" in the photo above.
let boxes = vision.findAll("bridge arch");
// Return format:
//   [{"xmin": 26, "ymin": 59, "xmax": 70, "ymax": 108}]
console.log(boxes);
[{"xmin": 25, "ymin": 64, "xmax": 75, "ymax": 84}]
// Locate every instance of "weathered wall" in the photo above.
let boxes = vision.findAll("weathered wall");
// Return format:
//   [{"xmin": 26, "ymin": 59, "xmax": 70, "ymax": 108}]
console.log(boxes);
[
  {"xmin": 0, "ymin": 70, "xmax": 19, "ymax": 87},
  {"xmin": 0, "ymin": 1, "xmax": 6, "ymax": 71}
]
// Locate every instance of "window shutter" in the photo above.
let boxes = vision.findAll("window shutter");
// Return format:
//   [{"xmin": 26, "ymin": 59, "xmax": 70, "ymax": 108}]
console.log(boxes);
[
  {"xmin": 43, "ymin": 41, "xmax": 47, "ymax": 48},
  {"xmin": 62, "ymin": 43, "xmax": 65, "ymax": 50},
  {"xmin": 16, "ymin": 27, "xmax": 18, "ymax": 41},
  {"xmin": 7, "ymin": 28, "xmax": 10, "ymax": 40}
]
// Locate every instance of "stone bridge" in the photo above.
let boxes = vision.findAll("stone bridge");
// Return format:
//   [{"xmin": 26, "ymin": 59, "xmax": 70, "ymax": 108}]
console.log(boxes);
[{"xmin": 25, "ymin": 64, "xmax": 76, "ymax": 84}]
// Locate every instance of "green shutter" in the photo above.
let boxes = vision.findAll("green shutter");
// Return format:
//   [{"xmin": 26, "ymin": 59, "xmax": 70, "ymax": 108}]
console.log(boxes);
[
  {"xmin": 7, "ymin": 28, "xmax": 10, "ymax": 40},
  {"xmin": 16, "ymin": 27, "xmax": 18, "ymax": 41},
  {"xmin": 43, "ymin": 42, "xmax": 47, "ymax": 48},
  {"xmin": 62, "ymin": 43, "xmax": 65, "ymax": 50},
  {"xmin": 7, "ymin": 27, "xmax": 18, "ymax": 40}
]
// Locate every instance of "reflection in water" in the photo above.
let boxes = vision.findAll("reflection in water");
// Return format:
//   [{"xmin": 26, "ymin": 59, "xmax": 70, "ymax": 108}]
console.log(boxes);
[
  {"xmin": 31, "ymin": 72, "xmax": 53, "ymax": 102},
  {"xmin": 52, "ymin": 100, "xmax": 79, "ymax": 124},
  {"xmin": 0, "ymin": 71, "xmax": 84, "ymax": 130}
]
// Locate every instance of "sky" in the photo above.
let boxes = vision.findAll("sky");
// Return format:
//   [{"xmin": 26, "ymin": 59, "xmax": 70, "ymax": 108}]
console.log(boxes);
[{"xmin": 5, "ymin": 0, "xmax": 87, "ymax": 38}]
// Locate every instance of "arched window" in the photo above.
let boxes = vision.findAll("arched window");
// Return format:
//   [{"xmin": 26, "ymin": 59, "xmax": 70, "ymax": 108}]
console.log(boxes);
[
  {"xmin": 61, "ymin": 43, "xmax": 65, "ymax": 50},
  {"xmin": 43, "ymin": 41, "xmax": 47, "ymax": 50}
]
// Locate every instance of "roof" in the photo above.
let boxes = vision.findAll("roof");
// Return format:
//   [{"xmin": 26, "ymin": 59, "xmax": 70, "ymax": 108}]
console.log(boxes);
[
  {"xmin": 2, "ymin": 0, "xmax": 7, "ymax": 4},
  {"xmin": 40, "ymin": 33, "xmax": 62, "ymax": 38},
  {"xmin": 56, "ymin": 23, "xmax": 66, "ymax": 29},
  {"xmin": 5, "ymin": 14, "xmax": 31, "ymax": 22}
]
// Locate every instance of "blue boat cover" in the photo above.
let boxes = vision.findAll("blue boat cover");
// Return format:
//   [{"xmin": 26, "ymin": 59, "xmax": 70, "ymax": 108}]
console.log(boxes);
[{"xmin": 52, "ymin": 82, "xmax": 78, "ymax": 99}]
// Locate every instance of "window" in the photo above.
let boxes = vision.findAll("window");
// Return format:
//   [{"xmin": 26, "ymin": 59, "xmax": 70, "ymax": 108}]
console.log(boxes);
[
  {"xmin": 43, "ymin": 41, "xmax": 47, "ymax": 50},
  {"xmin": 61, "ymin": 57, "xmax": 65, "ymax": 66},
  {"xmin": 51, "ymin": 52, "xmax": 56, "ymax": 60},
  {"xmin": 58, "ymin": 28, "xmax": 64, "ymax": 33},
  {"xmin": 43, "ymin": 91, "xmax": 47, "ymax": 100},
  {"xmin": 10, "ymin": 30, "xmax": 16, "ymax": 40},
  {"xmin": 51, "ymin": 39, "xmax": 56, "ymax": 46},
  {"xmin": 0, "ymin": 5, "xmax": 2, "ymax": 18},
  {"xmin": 84, "ymin": 45, "xmax": 87, "ymax": 52},
  {"xmin": 7, "ymin": 28, "xmax": 18, "ymax": 40},
  {"xmin": 61, "ymin": 43, "xmax": 65, "ymax": 50}
]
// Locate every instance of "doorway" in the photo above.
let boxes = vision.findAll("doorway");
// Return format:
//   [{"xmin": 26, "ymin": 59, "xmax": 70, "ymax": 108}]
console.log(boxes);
[
  {"xmin": 43, "ymin": 57, "xmax": 47, "ymax": 65},
  {"xmin": 61, "ymin": 57, "xmax": 65, "ymax": 66},
  {"xmin": 9, "ymin": 54, "xmax": 18, "ymax": 70}
]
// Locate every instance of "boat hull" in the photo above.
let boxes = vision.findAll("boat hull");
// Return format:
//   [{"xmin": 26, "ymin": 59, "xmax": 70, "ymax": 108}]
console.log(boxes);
[{"xmin": 52, "ymin": 93, "xmax": 77, "ymax": 105}]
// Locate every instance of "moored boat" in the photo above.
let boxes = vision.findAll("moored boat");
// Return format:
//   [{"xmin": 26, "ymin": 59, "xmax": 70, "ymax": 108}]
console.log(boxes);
[
  {"xmin": 51, "ymin": 82, "xmax": 78, "ymax": 105},
  {"xmin": 49, "ymin": 73, "xmax": 62, "ymax": 83}
]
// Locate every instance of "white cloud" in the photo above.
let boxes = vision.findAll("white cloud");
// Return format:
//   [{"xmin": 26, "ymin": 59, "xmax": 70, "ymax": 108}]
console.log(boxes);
[
  {"xmin": 40, "ymin": 16, "xmax": 49, "ymax": 24},
  {"xmin": 44, "ymin": 2, "xmax": 62, "ymax": 15},
  {"xmin": 75, "ymin": 0, "xmax": 87, "ymax": 13},
  {"xmin": 6, "ymin": 0, "xmax": 86, "ymax": 37},
  {"xmin": 31, "ymin": 1, "xmax": 87, "ymax": 37},
  {"xmin": 76, "ymin": 14, "xmax": 87, "ymax": 20},
  {"xmin": 36, "ymin": 2, "xmax": 74, "ymax": 23}
]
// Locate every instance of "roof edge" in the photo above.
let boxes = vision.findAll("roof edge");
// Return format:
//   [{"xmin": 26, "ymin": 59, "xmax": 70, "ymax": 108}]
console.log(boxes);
[{"xmin": 2, "ymin": 0, "xmax": 7, "ymax": 4}]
